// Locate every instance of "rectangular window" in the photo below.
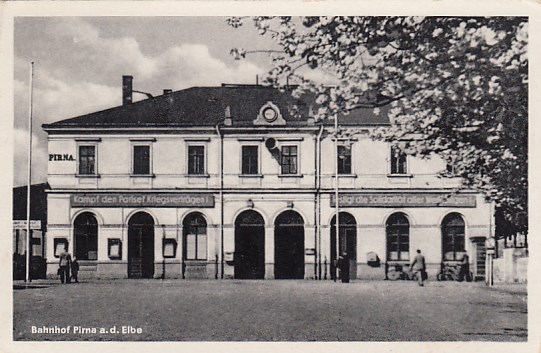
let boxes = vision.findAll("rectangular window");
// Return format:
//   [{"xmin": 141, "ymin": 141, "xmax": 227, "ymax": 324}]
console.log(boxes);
[
  {"xmin": 133, "ymin": 145, "xmax": 150, "ymax": 175},
  {"xmin": 390, "ymin": 147, "xmax": 407, "ymax": 174},
  {"xmin": 79, "ymin": 146, "xmax": 96, "ymax": 175},
  {"xmin": 242, "ymin": 146, "xmax": 259, "ymax": 175},
  {"xmin": 188, "ymin": 146, "xmax": 205, "ymax": 175},
  {"xmin": 338, "ymin": 145, "xmax": 352, "ymax": 174},
  {"xmin": 281, "ymin": 145, "xmax": 298, "ymax": 175}
]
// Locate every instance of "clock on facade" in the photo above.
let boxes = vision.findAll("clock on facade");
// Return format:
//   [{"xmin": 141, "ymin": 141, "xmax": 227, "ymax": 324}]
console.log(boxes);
[{"xmin": 263, "ymin": 107, "xmax": 278, "ymax": 122}]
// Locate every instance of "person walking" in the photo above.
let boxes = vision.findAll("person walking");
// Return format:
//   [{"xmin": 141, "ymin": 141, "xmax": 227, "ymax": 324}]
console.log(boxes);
[
  {"xmin": 410, "ymin": 249, "xmax": 426, "ymax": 286},
  {"xmin": 459, "ymin": 253, "xmax": 471, "ymax": 282},
  {"xmin": 71, "ymin": 257, "xmax": 80, "ymax": 283},
  {"xmin": 58, "ymin": 248, "xmax": 72, "ymax": 284}
]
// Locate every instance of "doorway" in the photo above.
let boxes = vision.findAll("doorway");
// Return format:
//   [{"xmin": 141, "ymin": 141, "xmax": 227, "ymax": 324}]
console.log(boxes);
[
  {"xmin": 274, "ymin": 210, "xmax": 304, "ymax": 279},
  {"xmin": 234, "ymin": 210, "xmax": 265, "ymax": 279},
  {"xmin": 331, "ymin": 212, "xmax": 357, "ymax": 280},
  {"xmin": 128, "ymin": 212, "xmax": 155, "ymax": 279}
]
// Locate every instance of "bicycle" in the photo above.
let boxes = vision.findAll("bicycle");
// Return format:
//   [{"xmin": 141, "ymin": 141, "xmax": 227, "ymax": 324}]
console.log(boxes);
[{"xmin": 437, "ymin": 263, "xmax": 473, "ymax": 282}]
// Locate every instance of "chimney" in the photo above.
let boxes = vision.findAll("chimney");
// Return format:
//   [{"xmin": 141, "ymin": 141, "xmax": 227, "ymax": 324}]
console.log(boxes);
[
  {"xmin": 122, "ymin": 75, "xmax": 133, "ymax": 105},
  {"xmin": 163, "ymin": 89, "xmax": 172, "ymax": 95}
]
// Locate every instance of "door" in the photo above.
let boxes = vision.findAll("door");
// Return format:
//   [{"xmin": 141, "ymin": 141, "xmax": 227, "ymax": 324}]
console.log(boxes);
[
  {"xmin": 331, "ymin": 212, "xmax": 357, "ymax": 280},
  {"xmin": 235, "ymin": 210, "xmax": 265, "ymax": 279},
  {"xmin": 274, "ymin": 211, "xmax": 305, "ymax": 279},
  {"xmin": 128, "ymin": 212, "xmax": 155, "ymax": 279},
  {"xmin": 472, "ymin": 238, "xmax": 486, "ymax": 281}
]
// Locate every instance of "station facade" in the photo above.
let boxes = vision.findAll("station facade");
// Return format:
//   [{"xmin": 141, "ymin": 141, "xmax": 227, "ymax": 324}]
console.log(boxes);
[{"xmin": 43, "ymin": 77, "xmax": 493, "ymax": 280}]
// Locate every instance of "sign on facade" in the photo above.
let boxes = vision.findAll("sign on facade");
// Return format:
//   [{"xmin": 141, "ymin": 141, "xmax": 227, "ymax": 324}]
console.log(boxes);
[
  {"xmin": 331, "ymin": 193, "xmax": 476, "ymax": 208},
  {"xmin": 13, "ymin": 220, "xmax": 42, "ymax": 229},
  {"xmin": 71, "ymin": 193, "xmax": 215, "ymax": 208}
]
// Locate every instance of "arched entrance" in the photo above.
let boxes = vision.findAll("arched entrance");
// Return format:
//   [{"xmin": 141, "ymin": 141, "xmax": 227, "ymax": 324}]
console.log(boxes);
[
  {"xmin": 128, "ymin": 212, "xmax": 155, "ymax": 279},
  {"xmin": 331, "ymin": 212, "xmax": 357, "ymax": 280},
  {"xmin": 234, "ymin": 210, "xmax": 265, "ymax": 279},
  {"xmin": 274, "ymin": 210, "xmax": 304, "ymax": 279},
  {"xmin": 74, "ymin": 212, "xmax": 98, "ymax": 261}
]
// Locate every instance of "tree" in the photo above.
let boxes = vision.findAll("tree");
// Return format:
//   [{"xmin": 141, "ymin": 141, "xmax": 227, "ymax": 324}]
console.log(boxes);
[{"xmin": 228, "ymin": 16, "xmax": 528, "ymax": 236}]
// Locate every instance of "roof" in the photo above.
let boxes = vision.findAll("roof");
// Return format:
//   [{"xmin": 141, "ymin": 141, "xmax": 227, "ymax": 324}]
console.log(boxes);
[
  {"xmin": 43, "ymin": 85, "xmax": 390, "ymax": 129},
  {"xmin": 13, "ymin": 183, "xmax": 49, "ymax": 224}
]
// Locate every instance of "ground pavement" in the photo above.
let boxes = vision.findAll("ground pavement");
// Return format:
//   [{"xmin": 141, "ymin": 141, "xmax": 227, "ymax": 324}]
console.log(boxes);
[{"xmin": 13, "ymin": 279, "xmax": 527, "ymax": 341}]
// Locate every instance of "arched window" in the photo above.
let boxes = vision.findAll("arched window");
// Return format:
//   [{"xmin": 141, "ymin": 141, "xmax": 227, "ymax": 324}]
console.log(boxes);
[
  {"xmin": 74, "ymin": 212, "xmax": 98, "ymax": 260},
  {"xmin": 386, "ymin": 213, "xmax": 410, "ymax": 261},
  {"xmin": 183, "ymin": 213, "xmax": 207, "ymax": 260},
  {"xmin": 442, "ymin": 213, "xmax": 466, "ymax": 261}
]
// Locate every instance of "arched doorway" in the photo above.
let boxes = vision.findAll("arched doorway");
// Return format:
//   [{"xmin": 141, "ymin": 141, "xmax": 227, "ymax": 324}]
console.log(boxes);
[
  {"xmin": 331, "ymin": 212, "xmax": 357, "ymax": 280},
  {"xmin": 235, "ymin": 210, "xmax": 265, "ymax": 279},
  {"xmin": 274, "ymin": 210, "xmax": 304, "ymax": 279},
  {"xmin": 441, "ymin": 213, "xmax": 466, "ymax": 261},
  {"xmin": 386, "ymin": 212, "xmax": 410, "ymax": 262},
  {"xmin": 74, "ymin": 212, "xmax": 98, "ymax": 261},
  {"xmin": 128, "ymin": 212, "xmax": 155, "ymax": 279}
]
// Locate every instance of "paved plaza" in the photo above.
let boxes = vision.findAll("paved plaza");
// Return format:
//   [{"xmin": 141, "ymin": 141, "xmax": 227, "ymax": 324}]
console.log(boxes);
[{"xmin": 13, "ymin": 279, "xmax": 527, "ymax": 341}]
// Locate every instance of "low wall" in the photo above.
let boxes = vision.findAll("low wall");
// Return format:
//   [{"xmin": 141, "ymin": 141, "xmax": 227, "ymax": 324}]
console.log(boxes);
[{"xmin": 492, "ymin": 248, "xmax": 527, "ymax": 283}]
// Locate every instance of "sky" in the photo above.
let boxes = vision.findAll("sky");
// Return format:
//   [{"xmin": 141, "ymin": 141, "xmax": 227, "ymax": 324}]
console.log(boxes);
[{"xmin": 13, "ymin": 17, "xmax": 283, "ymax": 186}]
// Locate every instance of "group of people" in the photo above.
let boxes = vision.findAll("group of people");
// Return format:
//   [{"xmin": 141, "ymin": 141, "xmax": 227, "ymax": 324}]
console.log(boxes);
[
  {"xmin": 337, "ymin": 249, "xmax": 470, "ymax": 286},
  {"xmin": 58, "ymin": 249, "xmax": 79, "ymax": 284}
]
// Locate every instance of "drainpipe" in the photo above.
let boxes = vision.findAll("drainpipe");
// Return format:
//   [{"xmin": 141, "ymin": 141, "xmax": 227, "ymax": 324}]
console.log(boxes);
[
  {"xmin": 216, "ymin": 124, "xmax": 224, "ymax": 279},
  {"xmin": 315, "ymin": 124, "xmax": 324, "ymax": 280}
]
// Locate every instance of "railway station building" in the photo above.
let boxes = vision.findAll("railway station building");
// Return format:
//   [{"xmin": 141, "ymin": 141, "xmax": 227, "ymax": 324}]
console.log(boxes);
[{"xmin": 42, "ymin": 76, "xmax": 493, "ymax": 280}]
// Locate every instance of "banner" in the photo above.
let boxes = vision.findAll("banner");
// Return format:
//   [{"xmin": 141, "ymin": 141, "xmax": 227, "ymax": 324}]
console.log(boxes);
[
  {"xmin": 331, "ymin": 193, "xmax": 476, "ymax": 208},
  {"xmin": 71, "ymin": 193, "xmax": 214, "ymax": 208}
]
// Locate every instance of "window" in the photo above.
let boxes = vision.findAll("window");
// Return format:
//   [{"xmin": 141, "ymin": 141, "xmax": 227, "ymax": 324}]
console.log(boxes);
[
  {"xmin": 188, "ymin": 146, "xmax": 205, "ymax": 175},
  {"xmin": 338, "ymin": 145, "xmax": 352, "ymax": 174},
  {"xmin": 79, "ymin": 145, "xmax": 96, "ymax": 175},
  {"xmin": 133, "ymin": 145, "xmax": 150, "ymax": 175},
  {"xmin": 242, "ymin": 146, "xmax": 259, "ymax": 175},
  {"xmin": 183, "ymin": 213, "xmax": 207, "ymax": 260},
  {"xmin": 390, "ymin": 147, "xmax": 407, "ymax": 174},
  {"xmin": 442, "ymin": 213, "xmax": 466, "ymax": 261},
  {"xmin": 281, "ymin": 145, "xmax": 298, "ymax": 175},
  {"xmin": 386, "ymin": 213, "xmax": 410, "ymax": 261},
  {"xmin": 74, "ymin": 212, "xmax": 98, "ymax": 260}
]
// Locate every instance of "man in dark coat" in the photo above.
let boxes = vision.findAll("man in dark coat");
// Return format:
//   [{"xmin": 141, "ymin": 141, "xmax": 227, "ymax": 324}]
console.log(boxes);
[
  {"xmin": 459, "ymin": 253, "xmax": 470, "ymax": 282},
  {"xmin": 71, "ymin": 257, "xmax": 80, "ymax": 283},
  {"xmin": 410, "ymin": 249, "xmax": 426, "ymax": 286},
  {"xmin": 337, "ymin": 253, "xmax": 350, "ymax": 283}
]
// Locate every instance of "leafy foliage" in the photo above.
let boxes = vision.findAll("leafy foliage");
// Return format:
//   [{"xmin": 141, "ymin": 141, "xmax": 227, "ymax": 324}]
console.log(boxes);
[{"xmin": 229, "ymin": 16, "xmax": 528, "ymax": 234}]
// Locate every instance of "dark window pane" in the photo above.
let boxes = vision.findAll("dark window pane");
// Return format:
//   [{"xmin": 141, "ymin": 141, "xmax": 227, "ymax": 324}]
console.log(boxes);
[
  {"xmin": 386, "ymin": 213, "xmax": 410, "ymax": 261},
  {"xmin": 188, "ymin": 146, "xmax": 205, "ymax": 175},
  {"xmin": 390, "ymin": 147, "xmax": 407, "ymax": 174},
  {"xmin": 242, "ymin": 146, "xmax": 258, "ymax": 175},
  {"xmin": 442, "ymin": 214, "xmax": 465, "ymax": 260},
  {"xmin": 281, "ymin": 145, "xmax": 298, "ymax": 175},
  {"xmin": 338, "ymin": 145, "xmax": 352, "ymax": 174},
  {"xmin": 79, "ymin": 146, "xmax": 95, "ymax": 175},
  {"xmin": 133, "ymin": 146, "xmax": 150, "ymax": 175}
]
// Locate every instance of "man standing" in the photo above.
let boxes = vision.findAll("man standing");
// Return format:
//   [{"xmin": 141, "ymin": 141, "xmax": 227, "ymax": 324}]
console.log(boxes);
[
  {"xmin": 459, "ymin": 253, "xmax": 471, "ymax": 282},
  {"xmin": 58, "ymin": 248, "xmax": 72, "ymax": 284},
  {"xmin": 410, "ymin": 249, "xmax": 426, "ymax": 286},
  {"xmin": 337, "ymin": 253, "xmax": 350, "ymax": 283}
]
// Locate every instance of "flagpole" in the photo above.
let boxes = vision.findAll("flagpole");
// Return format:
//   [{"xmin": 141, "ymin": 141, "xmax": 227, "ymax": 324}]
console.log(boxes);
[
  {"xmin": 334, "ymin": 113, "xmax": 339, "ymax": 280},
  {"xmin": 26, "ymin": 62, "xmax": 34, "ymax": 283}
]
